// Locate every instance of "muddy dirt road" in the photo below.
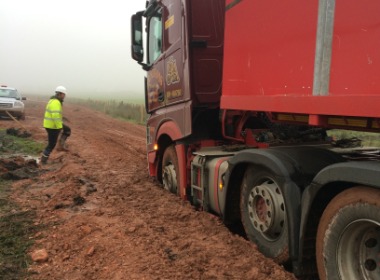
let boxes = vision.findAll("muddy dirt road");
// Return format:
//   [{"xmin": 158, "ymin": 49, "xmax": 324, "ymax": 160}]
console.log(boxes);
[{"xmin": 1, "ymin": 98, "xmax": 296, "ymax": 280}]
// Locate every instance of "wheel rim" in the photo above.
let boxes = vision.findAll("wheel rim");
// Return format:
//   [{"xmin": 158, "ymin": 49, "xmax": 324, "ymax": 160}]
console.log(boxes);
[
  {"xmin": 162, "ymin": 164, "xmax": 177, "ymax": 193},
  {"xmin": 247, "ymin": 179, "xmax": 286, "ymax": 241},
  {"xmin": 337, "ymin": 219, "xmax": 380, "ymax": 279}
]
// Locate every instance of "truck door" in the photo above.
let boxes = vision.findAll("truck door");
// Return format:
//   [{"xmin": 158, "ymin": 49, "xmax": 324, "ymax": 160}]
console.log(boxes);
[
  {"xmin": 162, "ymin": 0, "xmax": 186, "ymax": 107},
  {"xmin": 146, "ymin": 0, "xmax": 185, "ymax": 113},
  {"xmin": 146, "ymin": 8, "xmax": 166, "ymax": 113}
]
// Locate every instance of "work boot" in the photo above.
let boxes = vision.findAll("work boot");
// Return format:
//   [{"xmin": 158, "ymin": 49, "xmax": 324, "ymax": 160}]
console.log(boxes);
[
  {"xmin": 56, "ymin": 135, "xmax": 68, "ymax": 151},
  {"xmin": 40, "ymin": 154, "xmax": 48, "ymax": 165}
]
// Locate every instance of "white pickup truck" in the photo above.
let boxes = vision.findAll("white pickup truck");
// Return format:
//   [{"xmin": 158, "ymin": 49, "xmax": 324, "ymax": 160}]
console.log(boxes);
[{"xmin": 0, "ymin": 85, "xmax": 26, "ymax": 120}]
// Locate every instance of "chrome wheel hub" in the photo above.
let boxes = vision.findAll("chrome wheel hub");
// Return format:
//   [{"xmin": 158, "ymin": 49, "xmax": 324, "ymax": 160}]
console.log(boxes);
[{"xmin": 247, "ymin": 179, "xmax": 286, "ymax": 240}]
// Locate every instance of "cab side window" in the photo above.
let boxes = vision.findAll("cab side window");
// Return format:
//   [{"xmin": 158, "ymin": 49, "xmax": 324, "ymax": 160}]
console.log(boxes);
[{"xmin": 148, "ymin": 10, "xmax": 162, "ymax": 64}]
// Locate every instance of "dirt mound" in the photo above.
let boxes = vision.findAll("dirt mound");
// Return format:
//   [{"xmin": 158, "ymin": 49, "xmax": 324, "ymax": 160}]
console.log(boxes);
[
  {"xmin": 0, "ymin": 128, "xmax": 41, "ymax": 180},
  {"xmin": 0, "ymin": 156, "xmax": 40, "ymax": 180},
  {"xmin": 0, "ymin": 98, "xmax": 296, "ymax": 280}
]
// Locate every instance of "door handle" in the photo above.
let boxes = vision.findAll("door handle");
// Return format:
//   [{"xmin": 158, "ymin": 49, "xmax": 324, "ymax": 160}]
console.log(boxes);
[{"xmin": 158, "ymin": 91, "xmax": 165, "ymax": 102}]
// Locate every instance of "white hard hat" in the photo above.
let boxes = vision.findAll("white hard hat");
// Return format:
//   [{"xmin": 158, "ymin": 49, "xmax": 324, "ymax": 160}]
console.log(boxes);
[{"xmin": 55, "ymin": 86, "xmax": 67, "ymax": 94}]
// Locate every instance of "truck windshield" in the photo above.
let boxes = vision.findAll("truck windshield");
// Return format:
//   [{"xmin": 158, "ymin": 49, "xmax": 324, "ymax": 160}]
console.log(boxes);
[{"xmin": 148, "ymin": 10, "xmax": 162, "ymax": 64}]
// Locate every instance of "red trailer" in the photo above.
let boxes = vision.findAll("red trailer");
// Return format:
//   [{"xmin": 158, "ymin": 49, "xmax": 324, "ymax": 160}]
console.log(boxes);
[{"xmin": 131, "ymin": 1, "xmax": 380, "ymax": 279}]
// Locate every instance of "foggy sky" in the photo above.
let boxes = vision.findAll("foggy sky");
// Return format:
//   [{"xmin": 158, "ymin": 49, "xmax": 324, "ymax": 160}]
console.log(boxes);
[{"xmin": 0, "ymin": 0, "xmax": 146, "ymax": 100}]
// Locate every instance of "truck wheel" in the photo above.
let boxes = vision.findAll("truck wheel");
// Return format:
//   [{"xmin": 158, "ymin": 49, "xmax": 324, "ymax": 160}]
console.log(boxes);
[
  {"xmin": 162, "ymin": 145, "xmax": 179, "ymax": 195},
  {"xmin": 240, "ymin": 166, "xmax": 289, "ymax": 263},
  {"xmin": 316, "ymin": 186, "xmax": 380, "ymax": 280}
]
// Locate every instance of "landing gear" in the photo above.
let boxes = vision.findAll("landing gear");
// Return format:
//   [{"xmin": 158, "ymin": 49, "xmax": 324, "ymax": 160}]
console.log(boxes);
[
  {"xmin": 316, "ymin": 186, "xmax": 380, "ymax": 280},
  {"xmin": 162, "ymin": 145, "xmax": 179, "ymax": 195},
  {"xmin": 240, "ymin": 166, "xmax": 289, "ymax": 263}
]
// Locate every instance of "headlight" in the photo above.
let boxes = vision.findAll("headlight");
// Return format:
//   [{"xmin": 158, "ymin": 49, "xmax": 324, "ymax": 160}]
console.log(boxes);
[{"xmin": 13, "ymin": 101, "xmax": 24, "ymax": 108}]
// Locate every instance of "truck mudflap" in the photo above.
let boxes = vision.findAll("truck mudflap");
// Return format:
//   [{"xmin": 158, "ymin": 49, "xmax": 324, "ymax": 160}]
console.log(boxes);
[{"xmin": 222, "ymin": 146, "xmax": 344, "ymax": 266}]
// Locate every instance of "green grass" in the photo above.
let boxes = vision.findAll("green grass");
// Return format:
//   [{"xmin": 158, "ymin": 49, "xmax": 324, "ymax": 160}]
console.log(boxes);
[
  {"xmin": 0, "ymin": 131, "xmax": 44, "ymax": 279},
  {"xmin": 69, "ymin": 98, "xmax": 147, "ymax": 125},
  {"xmin": 327, "ymin": 129, "xmax": 380, "ymax": 147},
  {"xmin": 0, "ymin": 129, "xmax": 44, "ymax": 155},
  {"xmin": 0, "ymin": 180, "xmax": 36, "ymax": 279}
]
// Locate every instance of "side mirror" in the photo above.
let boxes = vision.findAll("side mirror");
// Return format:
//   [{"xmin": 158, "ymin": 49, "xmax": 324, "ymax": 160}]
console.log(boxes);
[{"xmin": 131, "ymin": 13, "xmax": 144, "ymax": 63}]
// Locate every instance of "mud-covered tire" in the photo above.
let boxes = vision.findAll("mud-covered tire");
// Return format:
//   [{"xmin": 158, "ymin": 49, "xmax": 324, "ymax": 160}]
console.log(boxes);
[
  {"xmin": 240, "ymin": 166, "xmax": 289, "ymax": 263},
  {"xmin": 162, "ymin": 145, "xmax": 179, "ymax": 195},
  {"xmin": 316, "ymin": 186, "xmax": 380, "ymax": 280}
]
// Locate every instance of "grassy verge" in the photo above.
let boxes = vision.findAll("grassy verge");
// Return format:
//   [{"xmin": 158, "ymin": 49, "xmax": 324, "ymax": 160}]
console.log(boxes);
[
  {"xmin": 69, "ymin": 98, "xmax": 147, "ymax": 125},
  {"xmin": 0, "ymin": 130, "xmax": 44, "ymax": 279},
  {"xmin": 0, "ymin": 129, "xmax": 44, "ymax": 155},
  {"xmin": 0, "ymin": 179, "xmax": 37, "ymax": 279}
]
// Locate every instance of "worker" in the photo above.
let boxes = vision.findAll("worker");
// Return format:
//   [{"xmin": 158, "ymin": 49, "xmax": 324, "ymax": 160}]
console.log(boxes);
[{"xmin": 40, "ymin": 86, "xmax": 71, "ymax": 164}]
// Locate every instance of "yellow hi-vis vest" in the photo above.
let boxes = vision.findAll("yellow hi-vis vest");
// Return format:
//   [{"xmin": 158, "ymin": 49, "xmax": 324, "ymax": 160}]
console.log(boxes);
[{"xmin": 43, "ymin": 98, "xmax": 63, "ymax": 129}]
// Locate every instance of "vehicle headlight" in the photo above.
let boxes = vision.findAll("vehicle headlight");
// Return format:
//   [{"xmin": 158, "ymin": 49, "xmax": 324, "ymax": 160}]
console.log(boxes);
[{"xmin": 13, "ymin": 101, "xmax": 24, "ymax": 108}]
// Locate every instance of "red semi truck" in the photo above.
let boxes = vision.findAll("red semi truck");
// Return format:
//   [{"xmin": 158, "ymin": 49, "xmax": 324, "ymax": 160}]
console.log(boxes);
[{"xmin": 131, "ymin": 0, "xmax": 380, "ymax": 279}]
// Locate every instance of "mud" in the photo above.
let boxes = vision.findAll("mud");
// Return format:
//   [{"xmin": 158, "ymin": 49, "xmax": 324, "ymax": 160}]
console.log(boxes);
[{"xmin": 0, "ymin": 98, "xmax": 296, "ymax": 280}]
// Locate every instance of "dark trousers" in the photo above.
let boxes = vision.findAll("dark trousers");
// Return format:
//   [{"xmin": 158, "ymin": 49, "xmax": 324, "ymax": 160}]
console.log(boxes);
[
  {"xmin": 43, "ymin": 124, "xmax": 71, "ymax": 157},
  {"xmin": 43, "ymin": 128, "xmax": 61, "ymax": 157}
]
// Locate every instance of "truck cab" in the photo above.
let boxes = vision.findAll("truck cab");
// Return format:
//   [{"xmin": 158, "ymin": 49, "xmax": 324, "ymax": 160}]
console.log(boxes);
[{"xmin": 131, "ymin": 0, "xmax": 225, "ymax": 193}]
